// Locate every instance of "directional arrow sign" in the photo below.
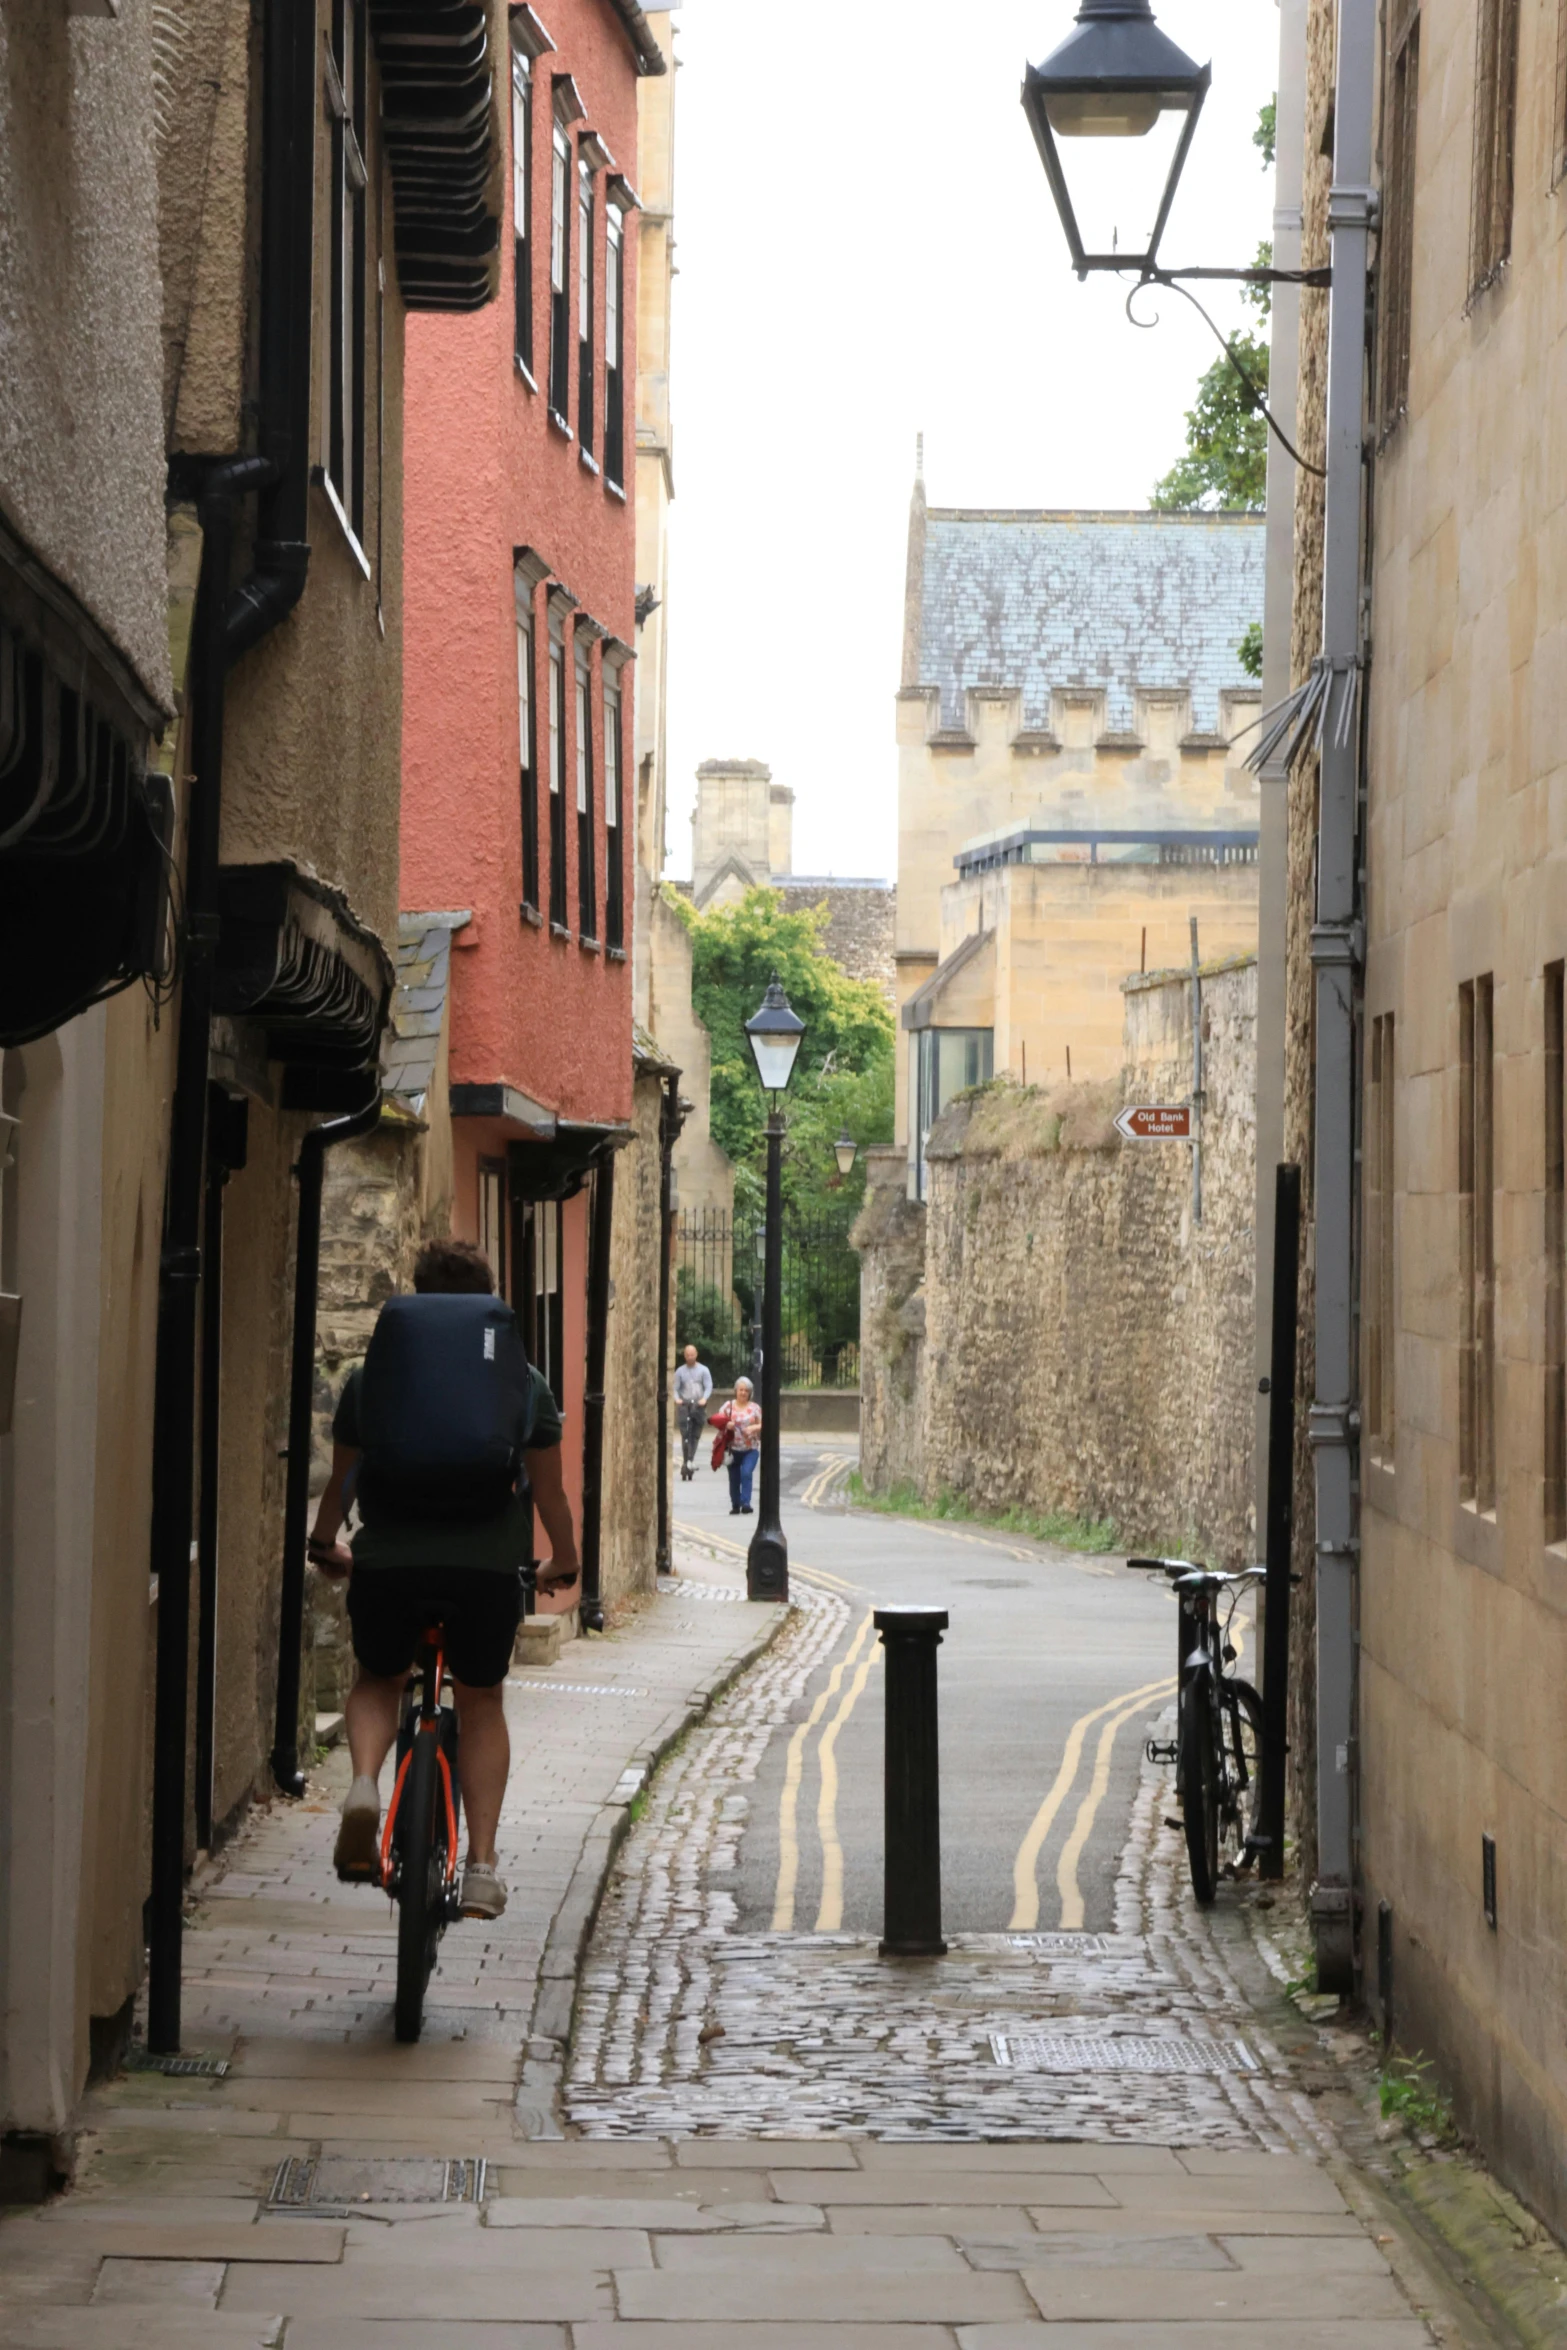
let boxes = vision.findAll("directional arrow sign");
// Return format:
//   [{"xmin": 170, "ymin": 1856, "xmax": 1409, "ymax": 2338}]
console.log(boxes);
[{"xmin": 1115, "ymin": 1104, "xmax": 1193, "ymax": 1142}]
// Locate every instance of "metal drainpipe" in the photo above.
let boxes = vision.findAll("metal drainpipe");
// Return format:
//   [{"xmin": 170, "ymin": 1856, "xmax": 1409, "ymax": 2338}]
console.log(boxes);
[
  {"xmin": 271, "ymin": 1083, "xmax": 382, "ymax": 1796},
  {"xmin": 146, "ymin": 454, "xmax": 276, "ymax": 2056},
  {"xmin": 578, "ymin": 1151, "xmax": 617, "ymax": 1632},
  {"xmin": 1308, "ymin": 0, "xmax": 1376, "ymax": 1994},
  {"xmin": 146, "ymin": 0, "xmax": 317, "ymax": 2051},
  {"xmin": 194, "ymin": 1084, "xmax": 249, "ymax": 1851}
]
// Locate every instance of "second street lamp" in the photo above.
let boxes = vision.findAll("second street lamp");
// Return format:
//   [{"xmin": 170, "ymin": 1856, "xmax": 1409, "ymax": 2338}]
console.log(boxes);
[
  {"xmin": 834, "ymin": 1128, "xmax": 858, "ymax": 1178},
  {"xmin": 743, "ymin": 976, "xmax": 805, "ymax": 1602}
]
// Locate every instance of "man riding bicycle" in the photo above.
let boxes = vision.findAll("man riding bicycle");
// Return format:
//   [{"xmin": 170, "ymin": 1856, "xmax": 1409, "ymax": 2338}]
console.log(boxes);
[{"xmin": 308, "ymin": 1238, "xmax": 579, "ymax": 1920}]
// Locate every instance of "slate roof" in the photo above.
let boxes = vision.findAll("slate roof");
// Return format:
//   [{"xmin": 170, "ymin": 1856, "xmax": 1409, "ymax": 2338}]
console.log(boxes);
[
  {"xmin": 382, "ymin": 911, "xmax": 469, "ymax": 1113},
  {"xmin": 917, "ymin": 509, "xmax": 1264, "ymax": 738}
]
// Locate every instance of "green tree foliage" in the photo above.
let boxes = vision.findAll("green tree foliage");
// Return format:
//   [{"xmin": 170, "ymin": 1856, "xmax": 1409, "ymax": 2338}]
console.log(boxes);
[
  {"xmin": 670, "ymin": 886, "xmax": 895, "ymax": 1221},
  {"xmin": 1151, "ymin": 97, "xmax": 1278, "ymax": 509},
  {"xmin": 1149, "ymin": 330, "xmax": 1269, "ymax": 511},
  {"xmin": 1237, "ymin": 620, "xmax": 1264, "ymax": 678}
]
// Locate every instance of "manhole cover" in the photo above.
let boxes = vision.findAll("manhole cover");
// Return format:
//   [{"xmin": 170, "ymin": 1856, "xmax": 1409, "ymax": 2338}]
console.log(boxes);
[
  {"xmin": 990, "ymin": 2034, "xmax": 1258, "ymax": 2074},
  {"xmin": 1006, "ymin": 1934, "xmax": 1110, "ymax": 1955},
  {"xmin": 268, "ymin": 2156, "xmax": 487, "ymax": 2213}
]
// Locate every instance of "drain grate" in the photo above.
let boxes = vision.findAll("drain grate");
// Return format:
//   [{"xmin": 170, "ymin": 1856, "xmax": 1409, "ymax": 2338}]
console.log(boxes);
[
  {"xmin": 126, "ymin": 2051, "xmax": 231, "ymax": 2078},
  {"xmin": 1006, "ymin": 1934, "xmax": 1110, "ymax": 1955},
  {"xmin": 268, "ymin": 2155, "xmax": 487, "ymax": 2213},
  {"xmin": 990, "ymin": 2033, "xmax": 1258, "ymax": 2074}
]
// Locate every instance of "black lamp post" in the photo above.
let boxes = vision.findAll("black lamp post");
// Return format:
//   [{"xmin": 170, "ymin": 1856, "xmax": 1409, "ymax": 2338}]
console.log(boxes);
[
  {"xmin": 834, "ymin": 1128, "xmax": 858, "ymax": 1179},
  {"xmin": 743, "ymin": 974, "xmax": 805, "ymax": 1602},
  {"xmin": 1023, "ymin": 0, "xmax": 1328, "ymax": 293}
]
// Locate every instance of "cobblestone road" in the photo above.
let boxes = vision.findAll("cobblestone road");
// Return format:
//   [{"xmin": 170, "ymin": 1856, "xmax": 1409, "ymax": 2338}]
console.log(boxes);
[{"xmin": 567, "ymin": 1586, "xmax": 1331, "ymax": 2151}]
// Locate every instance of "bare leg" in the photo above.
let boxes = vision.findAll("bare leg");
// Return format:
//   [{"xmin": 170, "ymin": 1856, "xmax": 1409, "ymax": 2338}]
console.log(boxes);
[
  {"xmin": 451, "ymin": 1680, "xmax": 510, "ymax": 1867},
  {"xmin": 345, "ymin": 1669, "xmax": 404, "ymax": 1786}
]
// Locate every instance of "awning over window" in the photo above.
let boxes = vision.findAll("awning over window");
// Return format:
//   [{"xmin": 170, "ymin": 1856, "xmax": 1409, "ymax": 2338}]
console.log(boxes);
[
  {"xmin": 213, "ymin": 863, "xmax": 393, "ymax": 1089},
  {"xmin": 371, "ymin": 1, "xmax": 506, "ymax": 311},
  {"xmin": 0, "ymin": 539, "xmax": 174, "ymax": 1049}
]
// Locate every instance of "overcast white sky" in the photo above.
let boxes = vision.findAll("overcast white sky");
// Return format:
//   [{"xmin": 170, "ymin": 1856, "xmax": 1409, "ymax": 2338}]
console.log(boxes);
[{"xmin": 660, "ymin": 3, "xmax": 1281, "ymax": 883}]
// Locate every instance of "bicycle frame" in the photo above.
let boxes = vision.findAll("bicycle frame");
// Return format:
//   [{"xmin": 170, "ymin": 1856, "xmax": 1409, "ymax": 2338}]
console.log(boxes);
[
  {"xmin": 378, "ymin": 1632, "xmax": 460, "ymax": 1899},
  {"xmin": 1131, "ymin": 1556, "xmax": 1267, "ymax": 1889}
]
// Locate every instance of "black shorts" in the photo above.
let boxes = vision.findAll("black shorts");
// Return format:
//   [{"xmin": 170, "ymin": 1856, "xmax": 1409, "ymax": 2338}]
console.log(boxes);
[{"xmin": 346, "ymin": 1566, "xmax": 523, "ymax": 1688}]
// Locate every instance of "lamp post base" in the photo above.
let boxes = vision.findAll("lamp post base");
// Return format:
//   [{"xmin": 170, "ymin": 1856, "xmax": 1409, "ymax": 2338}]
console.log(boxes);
[{"xmin": 746, "ymin": 1524, "xmax": 789, "ymax": 1603}]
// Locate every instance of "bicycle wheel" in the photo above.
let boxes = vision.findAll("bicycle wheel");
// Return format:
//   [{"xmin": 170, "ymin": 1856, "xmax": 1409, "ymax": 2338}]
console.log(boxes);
[
  {"xmin": 1179, "ymin": 1681, "xmax": 1220, "ymax": 1905},
  {"xmin": 1221, "ymin": 1677, "xmax": 1265, "ymax": 1864},
  {"xmin": 394, "ymin": 1731, "xmax": 445, "ymax": 2043}
]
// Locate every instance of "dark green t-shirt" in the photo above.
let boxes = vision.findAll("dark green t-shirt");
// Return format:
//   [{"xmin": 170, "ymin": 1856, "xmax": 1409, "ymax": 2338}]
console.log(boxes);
[{"xmin": 332, "ymin": 1362, "xmax": 562, "ymax": 1574}]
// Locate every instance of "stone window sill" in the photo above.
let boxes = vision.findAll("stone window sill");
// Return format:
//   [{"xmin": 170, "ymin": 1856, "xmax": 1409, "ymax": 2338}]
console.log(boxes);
[
  {"xmin": 520, "ymin": 901, "xmax": 543, "ymax": 928},
  {"xmin": 548, "ymin": 408, "xmax": 574, "ymax": 442}
]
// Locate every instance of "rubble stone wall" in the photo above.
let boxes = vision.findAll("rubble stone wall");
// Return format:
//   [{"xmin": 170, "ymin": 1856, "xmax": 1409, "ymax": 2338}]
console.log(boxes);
[
  {"xmin": 779, "ymin": 882, "xmax": 896, "ymax": 1007},
  {"xmin": 602, "ymin": 1067, "xmax": 665, "ymax": 1607},
  {"xmin": 857, "ymin": 959, "xmax": 1257, "ymax": 1566}
]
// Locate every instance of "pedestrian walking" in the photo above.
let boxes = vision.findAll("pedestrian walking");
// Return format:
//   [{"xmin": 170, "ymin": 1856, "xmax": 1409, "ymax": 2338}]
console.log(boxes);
[
  {"xmin": 710, "ymin": 1374, "xmax": 762, "ymax": 1515},
  {"xmin": 672, "ymin": 1342, "xmax": 713, "ymax": 1482}
]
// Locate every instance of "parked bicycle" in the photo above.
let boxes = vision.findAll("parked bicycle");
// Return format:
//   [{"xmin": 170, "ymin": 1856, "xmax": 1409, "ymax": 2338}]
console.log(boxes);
[
  {"xmin": 1128, "ymin": 1557, "xmax": 1266, "ymax": 1905},
  {"xmin": 378, "ymin": 1620, "xmax": 463, "ymax": 2042}
]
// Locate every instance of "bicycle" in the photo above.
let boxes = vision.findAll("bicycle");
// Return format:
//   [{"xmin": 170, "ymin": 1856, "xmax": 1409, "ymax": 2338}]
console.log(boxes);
[
  {"xmin": 379, "ymin": 1620, "xmax": 463, "ymax": 2042},
  {"xmin": 1128, "ymin": 1557, "xmax": 1266, "ymax": 1906}
]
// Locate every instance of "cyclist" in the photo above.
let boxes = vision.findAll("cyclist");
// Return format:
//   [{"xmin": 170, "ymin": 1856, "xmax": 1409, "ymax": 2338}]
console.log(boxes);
[{"xmin": 307, "ymin": 1238, "xmax": 579, "ymax": 1920}]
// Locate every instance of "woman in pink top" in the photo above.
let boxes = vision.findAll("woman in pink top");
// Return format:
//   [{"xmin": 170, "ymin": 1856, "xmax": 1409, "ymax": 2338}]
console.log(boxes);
[{"xmin": 712, "ymin": 1375, "xmax": 763, "ymax": 1515}]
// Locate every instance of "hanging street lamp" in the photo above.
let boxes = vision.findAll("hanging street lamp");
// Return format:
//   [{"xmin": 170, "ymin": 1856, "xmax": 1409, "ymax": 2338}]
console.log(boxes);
[
  {"xmin": 742, "ymin": 976, "xmax": 806, "ymax": 1602},
  {"xmin": 1022, "ymin": 0, "xmax": 1329, "ymax": 295},
  {"xmin": 834, "ymin": 1128, "xmax": 858, "ymax": 1179}
]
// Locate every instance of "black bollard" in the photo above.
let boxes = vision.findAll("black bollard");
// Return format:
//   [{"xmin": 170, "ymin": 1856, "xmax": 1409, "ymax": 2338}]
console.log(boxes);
[{"xmin": 876, "ymin": 1607, "xmax": 948, "ymax": 1957}]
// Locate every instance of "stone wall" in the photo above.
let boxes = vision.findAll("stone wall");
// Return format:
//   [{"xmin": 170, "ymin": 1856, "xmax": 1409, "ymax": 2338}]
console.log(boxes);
[
  {"xmin": 854, "ymin": 1148, "xmax": 928, "ymax": 1494},
  {"xmin": 857, "ymin": 959, "xmax": 1258, "ymax": 1566},
  {"xmin": 602, "ymin": 1066, "xmax": 665, "ymax": 1607},
  {"xmin": 778, "ymin": 882, "xmax": 896, "ymax": 1008},
  {"xmin": 309, "ymin": 1115, "xmax": 429, "ymax": 1712}
]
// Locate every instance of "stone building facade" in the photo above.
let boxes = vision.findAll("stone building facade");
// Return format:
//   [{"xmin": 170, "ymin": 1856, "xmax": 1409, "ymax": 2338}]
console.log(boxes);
[
  {"xmin": 858, "ymin": 956, "xmax": 1258, "ymax": 1569},
  {"xmin": 0, "ymin": 0, "xmax": 505, "ymax": 2172},
  {"xmin": 894, "ymin": 476, "xmax": 1264, "ymax": 1200},
  {"xmin": 686, "ymin": 755, "xmax": 896, "ymax": 1008},
  {"xmin": 1268, "ymin": 0, "xmax": 1567, "ymax": 2238}
]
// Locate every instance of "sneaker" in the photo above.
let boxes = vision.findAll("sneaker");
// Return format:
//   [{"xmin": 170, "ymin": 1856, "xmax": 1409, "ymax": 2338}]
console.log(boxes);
[
  {"xmin": 460, "ymin": 1862, "xmax": 508, "ymax": 1920},
  {"xmin": 334, "ymin": 1774, "xmax": 381, "ymax": 1880}
]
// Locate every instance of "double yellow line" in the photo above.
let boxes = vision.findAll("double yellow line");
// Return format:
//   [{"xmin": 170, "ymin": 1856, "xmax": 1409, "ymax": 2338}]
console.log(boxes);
[
  {"xmin": 671, "ymin": 1519, "xmax": 862, "ymax": 1597},
  {"xmin": 772, "ymin": 1607, "xmax": 882, "ymax": 1930},
  {"xmin": 1009, "ymin": 1674, "xmax": 1176, "ymax": 1930},
  {"xmin": 800, "ymin": 1454, "xmax": 852, "ymax": 1508}
]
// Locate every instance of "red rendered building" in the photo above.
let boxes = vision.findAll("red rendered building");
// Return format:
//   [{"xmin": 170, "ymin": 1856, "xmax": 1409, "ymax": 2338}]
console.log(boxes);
[{"xmin": 400, "ymin": 0, "xmax": 665, "ymax": 1599}]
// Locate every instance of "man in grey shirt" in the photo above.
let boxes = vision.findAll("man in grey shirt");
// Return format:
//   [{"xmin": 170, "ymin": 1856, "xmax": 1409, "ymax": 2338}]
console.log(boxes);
[{"xmin": 673, "ymin": 1344, "xmax": 713, "ymax": 1481}]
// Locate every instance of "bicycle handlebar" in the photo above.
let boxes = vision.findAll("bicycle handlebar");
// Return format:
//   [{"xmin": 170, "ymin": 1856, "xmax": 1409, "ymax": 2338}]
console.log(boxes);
[{"xmin": 1126, "ymin": 1555, "xmax": 1266, "ymax": 1588}]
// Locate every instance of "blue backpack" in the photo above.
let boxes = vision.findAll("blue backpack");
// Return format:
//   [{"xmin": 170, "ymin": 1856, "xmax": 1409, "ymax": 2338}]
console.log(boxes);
[{"xmin": 356, "ymin": 1293, "xmax": 536, "ymax": 1524}]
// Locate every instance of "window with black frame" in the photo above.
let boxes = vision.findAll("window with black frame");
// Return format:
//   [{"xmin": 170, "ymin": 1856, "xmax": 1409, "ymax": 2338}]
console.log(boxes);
[
  {"xmin": 548, "ymin": 633, "xmax": 568, "ymax": 928},
  {"xmin": 912, "ymin": 1027, "xmax": 993, "ymax": 1201},
  {"xmin": 575, "ymin": 651, "xmax": 597, "ymax": 939},
  {"xmin": 577, "ymin": 158, "xmax": 595, "ymax": 457},
  {"xmin": 511, "ymin": 46, "xmax": 533, "ymax": 377},
  {"xmin": 326, "ymin": 0, "xmax": 369, "ymax": 541},
  {"xmin": 517, "ymin": 602, "xmax": 539, "ymax": 914},
  {"xmin": 603, "ymin": 672, "xmax": 623, "ymax": 950},
  {"xmin": 549, "ymin": 121, "xmax": 572, "ymax": 419},
  {"xmin": 604, "ymin": 203, "xmax": 625, "ymax": 488}
]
